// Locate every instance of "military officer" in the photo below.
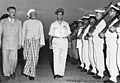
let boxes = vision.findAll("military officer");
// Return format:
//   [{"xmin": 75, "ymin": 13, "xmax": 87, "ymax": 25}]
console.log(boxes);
[{"xmin": 49, "ymin": 8, "xmax": 71, "ymax": 79}]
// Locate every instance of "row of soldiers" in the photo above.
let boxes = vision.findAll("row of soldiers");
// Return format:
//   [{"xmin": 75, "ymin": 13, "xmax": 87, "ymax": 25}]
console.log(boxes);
[{"xmin": 70, "ymin": 2, "xmax": 120, "ymax": 83}]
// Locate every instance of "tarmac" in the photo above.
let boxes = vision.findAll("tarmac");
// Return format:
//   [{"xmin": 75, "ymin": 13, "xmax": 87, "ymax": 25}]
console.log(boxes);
[{"xmin": 0, "ymin": 41, "xmax": 119, "ymax": 83}]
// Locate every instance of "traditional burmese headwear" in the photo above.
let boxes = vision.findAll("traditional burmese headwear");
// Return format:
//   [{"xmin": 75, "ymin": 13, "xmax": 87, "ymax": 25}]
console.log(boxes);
[
  {"xmin": 27, "ymin": 9, "xmax": 36, "ymax": 18},
  {"xmin": 55, "ymin": 8, "xmax": 65, "ymax": 15}
]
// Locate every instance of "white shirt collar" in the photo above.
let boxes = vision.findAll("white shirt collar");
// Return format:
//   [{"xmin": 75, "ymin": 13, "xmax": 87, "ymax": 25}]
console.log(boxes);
[{"xmin": 8, "ymin": 17, "xmax": 15, "ymax": 23}]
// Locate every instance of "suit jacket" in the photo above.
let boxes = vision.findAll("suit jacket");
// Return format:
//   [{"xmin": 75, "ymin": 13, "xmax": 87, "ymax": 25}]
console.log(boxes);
[{"xmin": 0, "ymin": 18, "xmax": 22, "ymax": 50}]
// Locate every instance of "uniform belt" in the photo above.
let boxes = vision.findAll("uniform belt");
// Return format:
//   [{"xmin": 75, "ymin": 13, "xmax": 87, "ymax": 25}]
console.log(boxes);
[{"xmin": 53, "ymin": 36, "xmax": 68, "ymax": 38}]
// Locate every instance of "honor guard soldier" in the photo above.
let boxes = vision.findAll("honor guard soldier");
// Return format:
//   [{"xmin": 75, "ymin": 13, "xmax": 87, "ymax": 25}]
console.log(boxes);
[
  {"xmin": 76, "ymin": 19, "xmax": 84, "ymax": 69},
  {"xmin": 92, "ymin": 9, "xmax": 106, "ymax": 79},
  {"xmin": 101, "ymin": 4, "xmax": 120, "ymax": 83},
  {"xmin": 80, "ymin": 16, "xmax": 91, "ymax": 72},
  {"xmin": 87, "ymin": 14, "xmax": 97, "ymax": 75}
]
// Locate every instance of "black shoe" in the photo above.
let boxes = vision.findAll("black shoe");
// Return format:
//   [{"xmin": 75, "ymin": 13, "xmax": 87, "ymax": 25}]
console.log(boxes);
[
  {"xmin": 104, "ymin": 70, "xmax": 111, "ymax": 77},
  {"xmin": 54, "ymin": 75, "xmax": 59, "ymax": 79},
  {"xmin": 57, "ymin": 75, "xmax": 63, "ymax": 78},
  {"xmin": 0, "ymin": 76, "xmax": 9, "ymax": 82},
  {"xmin": 117, "ymin": 75, "xmax": 120, "ymax": 79},
  {"xmin": 93, "ymin": 75, "xmax": 103, "ymax": 79},
  {"xmin": 11, "ymin": 73, "xmax": 16, "ymax": 80},
  {"xmin": 103, "ymin": 79, "xmax": 115, "ymax": 83},
  {"xmin": 4, "ymin": 76, "xmax": 10, "ymax": 81},
  {"xmin": 81, "ymin": 69, "xmax": 87, "ymax": 72},
  {"xmin": 77, "ymin": 66, "xmax": 83, "ymax": 69},
  {"xmin": 87, "ymin": 71, "xmax": 95, "ymax": 75},
  {"xmin": 29, "ymin": 76, "xmax": 34, "ymax": 80}
]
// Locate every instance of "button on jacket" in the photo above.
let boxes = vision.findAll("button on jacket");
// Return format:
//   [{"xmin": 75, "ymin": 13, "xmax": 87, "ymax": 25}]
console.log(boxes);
[{"xmin": 0, "ymin": 18, "xmax": 22, "ymax": 50}]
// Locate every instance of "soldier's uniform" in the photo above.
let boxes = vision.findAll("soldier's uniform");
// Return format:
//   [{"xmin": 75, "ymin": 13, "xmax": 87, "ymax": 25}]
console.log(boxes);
[
  {"xmin": 87, "ymin": 14, "xmax": 96, "ymax": 74},
  {"xmin": 104, "ymin": 5, "xmax": 120, "ymax": 83},
  {"xmin": 92, "ymin": 9, "xmax": 106, "ymax": 78},
  {"xmin": 76, "ymin": 20, "xmax": 84, "ymax": 68},
  {"xmin": 82, "ymin": 22, "xmax": 90, "ymax": 71}
]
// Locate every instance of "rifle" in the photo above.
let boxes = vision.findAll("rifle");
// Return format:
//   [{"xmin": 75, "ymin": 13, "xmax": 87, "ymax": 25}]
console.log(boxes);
[
  {"xmin": 77, "ymin": 24, "xmax": 89, "ymax": 39},
  {"xmin": 87, "ymin": 2, "xmax": 113, "ymax": 37},
  {"xmin": 98, "ymin": 13, "xmax": 119, "ymax": 38},
  {"xmin": 112, "ymin": 20, "xmax": 120, "ymax": 27}
]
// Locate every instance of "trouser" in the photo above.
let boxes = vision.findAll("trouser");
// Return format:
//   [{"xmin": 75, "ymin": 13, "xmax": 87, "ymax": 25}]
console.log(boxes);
[
  {"xmin": 53, "ymin": 47, "xmax": 68, "ymax": 76},
  {"xmin": 71, "ymin": 40, "xmax": 79, "ymax": 59},
  {"xmin": 23, "ymin": 38, "xmax": 39, "ymax": 77},
  {"xmin": 88, "ymin": 37, "xmax": 96, "ymax": 73},
  {"xmin": 3, "ymin": 49, "xmax": 17, "ymax": 76},
  {"xmin": 93, "ymin": 37, "xmax": 105, "ymax": 76},
  {"xmin": 106, "ymin": 38, "xmax": 119, "ymax": 82},
  {"xmin": 82, "ymin": 39, "xmax": 90, "ymax": 70},
  {"xmin": 117, "ymin": 39, "xmax": 120, "ymax": 70},
  {"xmin": 77, "ymin": 39, "xmax": 84, "ymax": 67}
]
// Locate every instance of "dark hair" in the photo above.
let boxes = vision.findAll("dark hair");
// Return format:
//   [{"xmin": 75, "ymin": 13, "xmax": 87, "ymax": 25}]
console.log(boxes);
[
  {"xmin": 7, "ymin": 6, "xmax": 16, "ymax": 12},
  {"xmin": 55, "ymin": 8, "xmax": 64, "ymax": 15}
]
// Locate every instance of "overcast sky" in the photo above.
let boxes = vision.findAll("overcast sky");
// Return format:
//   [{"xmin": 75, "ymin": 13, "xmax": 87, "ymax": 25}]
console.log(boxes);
[{"xmin": 0, "ymin": 0, "xmax": 119, "ymax": 39}]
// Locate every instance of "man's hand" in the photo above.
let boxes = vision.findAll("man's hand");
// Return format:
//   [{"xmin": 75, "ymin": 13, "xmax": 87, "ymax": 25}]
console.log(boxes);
[
  {"xmin": 109, "ymin": 26, "xmax": 117, "ymax": 33},
  {"xmin": 87, "ymin": 32, "xmax": 92, "ymax": 37},
  {"xmin": 98, "ymin": 32, "xmax": 105, "ymax": 38},
  {"xmin": 77, "ymin": 35, "xmax": 82, "ymax": 39}
]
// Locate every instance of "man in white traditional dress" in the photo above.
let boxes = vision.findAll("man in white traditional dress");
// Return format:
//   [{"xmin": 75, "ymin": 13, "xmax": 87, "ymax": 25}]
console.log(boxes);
[{"xmin": 22, "ymin": 9, "xmax": 45, "ymax": 80}]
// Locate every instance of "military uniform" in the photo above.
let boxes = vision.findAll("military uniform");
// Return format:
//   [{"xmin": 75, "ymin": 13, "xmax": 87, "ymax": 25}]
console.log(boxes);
[
  {"xmin": 49, "ymin": 20, "xmax": 71, "ymax": 76},
  {"xmin": 82, "ymin": 25, "xmax": 90, "ymax": 70},
  {"xmin": 93, "ymin": 19, "xmax": 106, "ymax": 77},
  {"xmin": 105, "ymin": 5, "xmax": 120, "ymax": 83},
  {"xmin": 76, "ymin": 24, "xmax": 83, "ymax": 68}
]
